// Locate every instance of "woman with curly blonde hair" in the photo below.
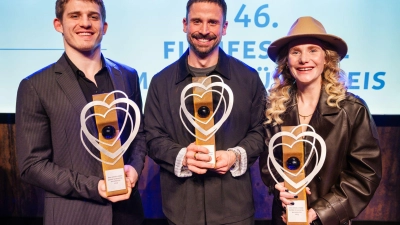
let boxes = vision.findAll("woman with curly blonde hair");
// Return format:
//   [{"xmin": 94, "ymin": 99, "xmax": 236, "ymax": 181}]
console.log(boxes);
[
  {"xmin": 266, "ymin": 42, "xmax": 347, "ymax": 125},
  {"xmin": 259, "ymin": 17, "xmax": 381, "ymax": 225}
]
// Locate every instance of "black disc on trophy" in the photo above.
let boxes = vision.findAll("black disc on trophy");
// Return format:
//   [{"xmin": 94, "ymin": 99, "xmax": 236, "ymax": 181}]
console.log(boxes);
[
  {"xmin": 286, "ymin": 157, "xmax": 301, "ymax": 170},
  {"xmin": 198, "ymin": 106, "xmax": 210, "ymax": 118},
  {"xmin": 102, "ymin": 125, "xmax": 116, "ymax": 139}
]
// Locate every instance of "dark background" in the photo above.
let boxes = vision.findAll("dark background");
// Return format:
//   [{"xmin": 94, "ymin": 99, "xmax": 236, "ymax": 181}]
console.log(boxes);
[{"xmin": 1, "ymin": 114, "xmax": 399, "ymax": 224}]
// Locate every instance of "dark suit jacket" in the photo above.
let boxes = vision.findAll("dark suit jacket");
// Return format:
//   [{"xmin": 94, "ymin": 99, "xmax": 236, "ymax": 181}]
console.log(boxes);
[
  {"xmin": 16, "ymin": 54, "xmax": 146, "ymax": 225},
  {"xmin": 259, "ymin": 91, "xmax": 382, "ymax": 225}
]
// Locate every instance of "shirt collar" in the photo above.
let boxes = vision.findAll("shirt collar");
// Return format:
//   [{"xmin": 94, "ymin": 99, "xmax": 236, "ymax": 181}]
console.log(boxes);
[
  {"xmin": 175, "ymin": 48, "xmax": 231, "ymax": 84},
  {"xmin": 63, "ymin": 52, "xmax": 107, "ymax": 79}
]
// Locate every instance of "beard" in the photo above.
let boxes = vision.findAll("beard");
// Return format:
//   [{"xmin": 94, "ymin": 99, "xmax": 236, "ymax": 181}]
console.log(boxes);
[{"xmin": 187, "ymin": 32, "xmax": 220, "ymax": 58}]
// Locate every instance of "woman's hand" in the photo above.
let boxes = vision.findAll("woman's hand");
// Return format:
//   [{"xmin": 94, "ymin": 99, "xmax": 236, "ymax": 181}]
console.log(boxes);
[
  {"xmin": 276, "ymin": 183, "xmax": 314, "ymax": 223},
  {"xmin": 275, "ymin": 182, "xmax": 299, "ymax": 208}
]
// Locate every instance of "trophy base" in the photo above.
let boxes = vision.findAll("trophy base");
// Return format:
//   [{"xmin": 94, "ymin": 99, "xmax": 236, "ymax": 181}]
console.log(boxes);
[
  {"xmin": 104, "ymin": 168, "xmax": 128, "ymax": 197},
  {"xmin": 287, "ymin": 199, "xmax": 307, "ymax": 223}
]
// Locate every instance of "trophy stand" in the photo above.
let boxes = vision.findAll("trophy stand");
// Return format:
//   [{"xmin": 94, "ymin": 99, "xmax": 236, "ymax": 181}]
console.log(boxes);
[
  {"xmin": 192, "ymin": 77, "xmax": 216, "ymax": 166},
  {"xmin": 93, "ymin": 93, "xmax": 128, "ymax": 197},
  {"xmin": 282, "ymin": 126, "xmax": 308, "ymax": 224}
]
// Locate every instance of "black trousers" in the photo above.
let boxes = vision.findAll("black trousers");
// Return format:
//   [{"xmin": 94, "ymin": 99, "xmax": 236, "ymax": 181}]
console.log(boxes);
[
  {"xmin": 167, "ymin": 215, "xmax": 254, "ymax": 225},
  {"xmin": 112, "ymin": 189, "xmax": 145, "ymax": 225}
]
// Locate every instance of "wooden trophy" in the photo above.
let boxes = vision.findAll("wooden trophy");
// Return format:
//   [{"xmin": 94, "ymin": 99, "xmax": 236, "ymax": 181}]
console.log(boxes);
[
  {"xmin": 192, "ymin": 77, "xmax": 216, "ymax": 166},
  {"xmin": 281, "ymin": 126, "xmax": 308, "ymax": 224},
  {"xmin": 180, "ymin": 75, "xmax": 233, "ymax": 166},
  {"xmin": 92, "ymin": 93, "xmax": 128, "ymax": 197},
  {"xmin": 267, "ymin": 125, "xmax": 326, "ymax": 224}
]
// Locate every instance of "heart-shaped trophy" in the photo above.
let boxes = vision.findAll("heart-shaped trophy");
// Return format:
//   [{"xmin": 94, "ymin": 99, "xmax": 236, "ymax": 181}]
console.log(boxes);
[
  {"xmin": 180, "ymin": 75, "xmax": 233, "ymax": 166},
  {"xmin": 80, "ymin": 90, "xmax": 140, "ymax": 196},
  {"xmin": 267, "ymin": 124, "xmax": 326, "ymax": 224}
]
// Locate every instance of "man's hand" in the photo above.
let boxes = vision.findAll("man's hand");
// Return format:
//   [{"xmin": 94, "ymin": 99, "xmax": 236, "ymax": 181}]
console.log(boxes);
[
  {"xmin": 98, "ymin": 165, "xmax": 138, "ymax": 202},
  {"xmin": 184, "ymin": 143, "xmax": 214, "ymax": 174},
  {"xmin": 124, "ymin": 165, "xmax": 139, "ymax": 188},
  {"xmin": 213, "ymin": 150, "xmax": 236, "ymax": 174}
]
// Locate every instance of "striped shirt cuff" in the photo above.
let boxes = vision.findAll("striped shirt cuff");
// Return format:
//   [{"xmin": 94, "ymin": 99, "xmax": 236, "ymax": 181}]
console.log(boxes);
[
  {"xmin": 228, "ymin": 146, "xmax": 247, "ymax": 177},
  {"xmin": 174, "ymin": 148, "xmax": 192, "ymax": 177}
]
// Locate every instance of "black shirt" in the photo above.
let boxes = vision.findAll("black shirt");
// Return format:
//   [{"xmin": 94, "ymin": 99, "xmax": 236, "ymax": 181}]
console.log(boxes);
[{"xmin": 63, "ymin": 53, "xmax": 113, "ymax": 102}]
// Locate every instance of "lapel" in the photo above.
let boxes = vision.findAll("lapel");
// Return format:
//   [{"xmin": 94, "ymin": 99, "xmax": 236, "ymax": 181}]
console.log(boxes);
[
  {"xmin": 104, "ymin": 58, "xmax": 127, "ymax": 120},
  {"xmin": 54, "ymin": 55, "xmax": 98, "ymax": 135},
  {"xmin": 310, "ymin": 90, "xmax": 340, "ymax": 140},
  {"xmin": 54, "ymin": 55, "xmax": 126, "ymax": 135},
  {"xmin": 280, "ymin": 90, "xmax": 339, "ymax": 157},
  {"xmin": 281, "ymin": 95, "xmax": 300, "ymax": 127},
  {"xmin": 104, "ymin": 57, "xmax": 125, "ymax": 92},
  {"xmin": 54, "ymin": 55, "xmax": 88, "ymax": 117},
  {"xmin": 280, "ymin": 90, "xmax": 339, "ymax": 137}
]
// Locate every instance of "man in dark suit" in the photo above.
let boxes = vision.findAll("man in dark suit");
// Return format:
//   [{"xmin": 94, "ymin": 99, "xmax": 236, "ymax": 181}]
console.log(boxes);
[
  {"xmin": 144, "ymin": 0, "xmax": 265, "ymax": 224},
  {"xmin": 15, "ymin": 0, "xmax": 146, "ymax": 224}
]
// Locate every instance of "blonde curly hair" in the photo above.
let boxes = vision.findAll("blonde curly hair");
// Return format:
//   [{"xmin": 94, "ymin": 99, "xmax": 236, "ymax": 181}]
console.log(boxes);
[{"xmin": 265, "ymin": 42, "xmax": 347, "ymax": 125}]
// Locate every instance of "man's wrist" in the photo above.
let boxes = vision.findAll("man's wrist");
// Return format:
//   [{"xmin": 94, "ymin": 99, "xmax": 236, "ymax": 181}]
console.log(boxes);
[
  {"xmin": 174, "ymin": 148, "xmax": 192, "ymax": 177},
  {"xmin": 227, "ymin": 146, "xmax": 247, "ymax": 177},
  {"xmin": 227, "ymin": 149, "xmax": 240, "ymax": 169}
]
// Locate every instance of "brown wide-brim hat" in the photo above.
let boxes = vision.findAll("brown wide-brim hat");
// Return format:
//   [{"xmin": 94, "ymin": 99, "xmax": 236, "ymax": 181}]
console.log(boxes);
[{"xmin": 268, "ymin": 16, "xmax": 348, "ymax": 62}]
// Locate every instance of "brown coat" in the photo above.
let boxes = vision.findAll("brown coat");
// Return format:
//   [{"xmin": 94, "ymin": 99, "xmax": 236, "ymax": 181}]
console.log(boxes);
[{"xmin": 259, "ymin": 90, "xmax": 382, "ymax": 225}]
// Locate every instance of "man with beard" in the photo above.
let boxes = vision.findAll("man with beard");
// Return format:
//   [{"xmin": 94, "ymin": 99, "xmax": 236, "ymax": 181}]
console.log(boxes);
[
  {"xmin": 144, "ymin": 0, "xmax": 265, "ymax": 224},
  {"xmin": 16, "ymin": 1, "xmax": 146, "ymax": 224}
]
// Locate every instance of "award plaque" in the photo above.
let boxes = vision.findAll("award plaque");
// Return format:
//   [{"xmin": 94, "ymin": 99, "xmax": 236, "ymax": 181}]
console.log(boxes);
[
  {"xmin": 267, "ymin": 125, "xmax": 326, "ymax": 224},
  {"xmin": 180, "ymin": 75, "xmax": 233, "ymax": 166},
  {"xmin": 80, "ymin": 91, "xmax": 140, "ymax": 197}
]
